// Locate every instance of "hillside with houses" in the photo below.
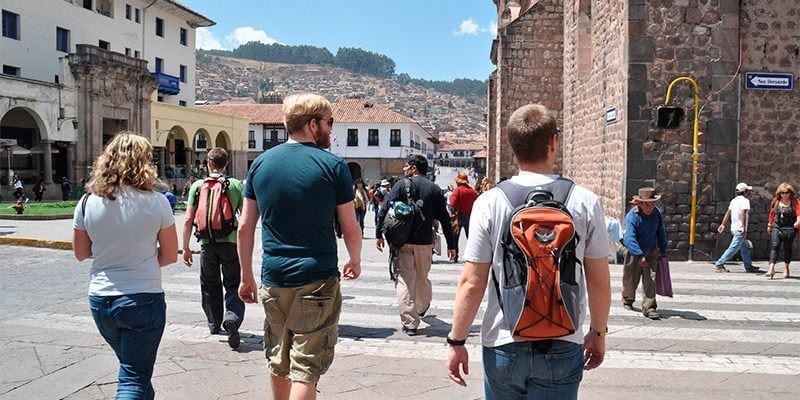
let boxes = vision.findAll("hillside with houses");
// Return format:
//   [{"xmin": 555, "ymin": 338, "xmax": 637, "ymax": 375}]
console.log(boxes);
[{"xmin": 195, "ymin": 54, "xmax": 487, "ymax": 146}]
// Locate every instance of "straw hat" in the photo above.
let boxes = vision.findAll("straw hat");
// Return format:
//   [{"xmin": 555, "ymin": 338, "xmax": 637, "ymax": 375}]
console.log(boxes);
[{"xmin": 632, "ymin": 187, "xmax": 661, "ymax": 202}]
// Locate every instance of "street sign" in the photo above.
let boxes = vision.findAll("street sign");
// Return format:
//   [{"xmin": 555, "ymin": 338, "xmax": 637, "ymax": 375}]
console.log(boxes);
[
  {"xmin": 745, "ymin": 72, "xmax": 794, "ymax": 91},
  {"xmin": 0, "ymin": 138, "xmax": 18, "ymax": 147},
  {"xmin": 605, "ymin": 107, "xmax": 618, "ymax": 124}
]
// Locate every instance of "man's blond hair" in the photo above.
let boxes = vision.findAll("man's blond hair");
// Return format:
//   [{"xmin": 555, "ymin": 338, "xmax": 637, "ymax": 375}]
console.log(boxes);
[
  {"xmin": 283, "ymin": 93, "xmax": 332, "ymax": 134},
  {"xmin": 506, "ymin": 103, "xmax": 558, "ymax": 163}
]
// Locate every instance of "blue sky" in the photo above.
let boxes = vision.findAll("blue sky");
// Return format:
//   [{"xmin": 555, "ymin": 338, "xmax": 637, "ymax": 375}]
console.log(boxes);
[{"xmin": 182, "ymin": 0, "xmax": 497, "ymax": 81}]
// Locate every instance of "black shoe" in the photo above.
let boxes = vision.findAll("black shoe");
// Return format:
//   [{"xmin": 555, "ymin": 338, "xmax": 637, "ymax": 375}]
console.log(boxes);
[
  {"xmin": 401, "ymin": 326, "xmax": 418, "ymax": 336},
  {"xmin": 644, "ymin": 310, "xmax": 661, "ymax": 320},
  {"xmin": 209, "ymin": 325, "xmax": 221, "ymax": 335},
  {"xmin": 223, "ymin": 320, "xmax": 241, "ymax": 349},
  {"xmin": 745, "ymin": 267, "xmax": 762, "ymax": 273},
  {"xmin": 623, "ymin": 303, "xmax": 634, "ymax": 311},
  {"xmin": 419, "ymin": 306, "xmax": 430, "ymax": 318}
]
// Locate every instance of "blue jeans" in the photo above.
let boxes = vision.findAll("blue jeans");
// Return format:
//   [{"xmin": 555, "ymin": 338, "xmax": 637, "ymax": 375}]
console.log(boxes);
[
  {"xmin": 715, "ymin": 230, "xmax": 753, "ymax": 269},
  {"xmin": 483, "ymin": 340, "xmax": 584, "ymax": 400},
  {"xmin": 89, "ymin": 293, "xmax": 166, "ymax": 400}
]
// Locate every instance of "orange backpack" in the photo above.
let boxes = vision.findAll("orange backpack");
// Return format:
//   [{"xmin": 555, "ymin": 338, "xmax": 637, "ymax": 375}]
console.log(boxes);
[
  {"xmin": 493, "ymin": 178, "xmax": 581, "ymax": 340},
  {"xmin": 193, "ymin": 176, "xmax": 236, "ymax": 242}
]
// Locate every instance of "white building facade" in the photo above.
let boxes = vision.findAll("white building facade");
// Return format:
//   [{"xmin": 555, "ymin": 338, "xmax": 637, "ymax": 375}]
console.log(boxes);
[
  {"xmin": 331, "ymin": 99, "xmax": 438, "ymax": 184},
  {"xmin": 0, "ymin": 0, "xmax": 216, "ymax": 193}
]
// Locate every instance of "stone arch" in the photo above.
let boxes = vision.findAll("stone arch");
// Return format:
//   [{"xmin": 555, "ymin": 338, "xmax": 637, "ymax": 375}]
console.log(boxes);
[
  {"xmin": 192, "ymin": 129, "xmax": 211, "ymax": 177},
  {"xmin": 165, "ymin": 125, "xmax": 190, "ymax": 178},
  {"xmin": 0, "ymin": 107, "xmax": 48, "ymax": 184},
  {"xmin": 214, "ymin": 130, "xmax": 231, "ymax": 149},
  {"xmin": 347, "ymin": 162, "xmax": 362, "ymax": 182}
]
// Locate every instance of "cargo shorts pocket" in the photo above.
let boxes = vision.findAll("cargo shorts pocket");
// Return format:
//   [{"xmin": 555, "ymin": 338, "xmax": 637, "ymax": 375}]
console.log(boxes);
[{"xmin": 296, "ymin": 294, "xmax": 335, "ymax": 333}]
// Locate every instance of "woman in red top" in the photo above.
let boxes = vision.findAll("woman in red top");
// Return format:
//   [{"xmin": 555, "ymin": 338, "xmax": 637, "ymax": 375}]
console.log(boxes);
[
  {"xmin": 448, "ymin": 172, "xmax": 478, "ymax": 262},
  {"xmin": 766, "ymin": 183, "xmax": 800, "ymax": 279}
]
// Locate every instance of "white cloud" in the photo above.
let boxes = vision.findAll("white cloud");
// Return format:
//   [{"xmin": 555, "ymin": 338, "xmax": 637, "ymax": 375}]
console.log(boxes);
[
  {"xmin": 225, "ymin": 26, "xmax": 280, "ymax": 47},
  {"xmin": 454, "ymin": 18, "xmax": 481, "ymax": 36},
  {"xmin": 195, "ymin": 28, "xmax": 224, "ymax": 50},
  {"xmin": 453, "ymin": 19, "xmax": 498, "ymax": 37},
  {"xmin": 488, "ymin": 21, "xmax": 498, "ymax": 36}
]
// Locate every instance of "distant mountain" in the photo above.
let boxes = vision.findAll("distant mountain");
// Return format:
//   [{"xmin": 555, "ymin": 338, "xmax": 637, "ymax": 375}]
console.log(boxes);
[
  {"xmin": 195, "ymin": 53, "xmax": 488, "ymax": 140},
  {"xmin": 198, "ymin": 44, "xmax": 487, "ymax": 103}
]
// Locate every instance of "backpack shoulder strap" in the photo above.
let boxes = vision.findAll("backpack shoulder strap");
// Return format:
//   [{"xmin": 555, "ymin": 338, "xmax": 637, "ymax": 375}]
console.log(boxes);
[
  {"xmin": 496, "ymin": 177, "xmax": 575, "ymax": 208},
  {"xmin": 80, "ymin": 193, "xmax": 90, "ymax": 216}
]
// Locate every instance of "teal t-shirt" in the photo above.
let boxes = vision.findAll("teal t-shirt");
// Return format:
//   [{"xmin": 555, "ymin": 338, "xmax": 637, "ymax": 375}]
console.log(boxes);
[
  {"xmin": 244, "ymin": 142, "xmax": 354, "ymax": 287},
  {"xmin": 188, "ymin": 173, "xmax": 243, "ymax": 245}
]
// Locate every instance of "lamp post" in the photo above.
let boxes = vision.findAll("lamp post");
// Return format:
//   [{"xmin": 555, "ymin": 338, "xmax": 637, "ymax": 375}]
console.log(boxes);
[{"xmin": 663, "ymin": 76, "xmax": 701, "ymax": 261}]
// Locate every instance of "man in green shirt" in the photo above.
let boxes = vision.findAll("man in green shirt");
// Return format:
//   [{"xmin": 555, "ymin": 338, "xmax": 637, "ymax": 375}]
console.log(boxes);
[{"xmin": 182, "ymin": 147, "xmax": 244, "ymax": 349}]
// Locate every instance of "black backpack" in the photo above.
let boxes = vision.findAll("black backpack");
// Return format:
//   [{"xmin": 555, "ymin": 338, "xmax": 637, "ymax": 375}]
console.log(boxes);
[{"xmin": 382, "ymin": 178, "xmax": 424, "ymax": 248}]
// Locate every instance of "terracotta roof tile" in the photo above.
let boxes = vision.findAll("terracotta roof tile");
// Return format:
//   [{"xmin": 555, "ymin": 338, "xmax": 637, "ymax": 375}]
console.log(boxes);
[
  {"xmin": 197, "ymin": 104, "xmax": 284, "ymax": 125},
  {"xmin": 332, "ymin": 99, "xmax": 415, "ymax": 124}
]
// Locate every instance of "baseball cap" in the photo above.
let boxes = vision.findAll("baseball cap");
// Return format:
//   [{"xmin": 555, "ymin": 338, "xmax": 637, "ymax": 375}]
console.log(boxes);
[{"xmin": 736, "ymin": 182, "xmax": 753, "ymax": 192}]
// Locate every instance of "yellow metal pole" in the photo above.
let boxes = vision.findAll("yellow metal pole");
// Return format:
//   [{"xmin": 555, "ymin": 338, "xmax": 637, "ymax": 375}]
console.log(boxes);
[{"xmin": 664, "ymin": 77, "xmax": 701, "ymax": 260}]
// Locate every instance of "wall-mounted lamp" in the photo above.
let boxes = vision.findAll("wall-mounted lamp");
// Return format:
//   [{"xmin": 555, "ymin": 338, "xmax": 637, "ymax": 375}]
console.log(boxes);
[{"xmin": 58, "ymin": 117, "xmax": 78, "ymax": 130}]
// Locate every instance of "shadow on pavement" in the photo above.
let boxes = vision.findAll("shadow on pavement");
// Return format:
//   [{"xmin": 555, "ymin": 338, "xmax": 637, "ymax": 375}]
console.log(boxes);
[{"xmin": 658, "ymin": 309, "xmax": 707, "ymax": 321}]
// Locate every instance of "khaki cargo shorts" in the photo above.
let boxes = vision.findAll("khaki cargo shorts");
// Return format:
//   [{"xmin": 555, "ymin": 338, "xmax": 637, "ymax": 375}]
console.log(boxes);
[{"xmin": 259, "ymin": 277, "xmax": 342, "ymax": 383}]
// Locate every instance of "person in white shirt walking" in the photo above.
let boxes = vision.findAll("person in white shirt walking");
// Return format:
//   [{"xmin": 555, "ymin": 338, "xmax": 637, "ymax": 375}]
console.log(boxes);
[{"xmin": 714, "ymin": 182, "xmax": 761, "ymax": 273}]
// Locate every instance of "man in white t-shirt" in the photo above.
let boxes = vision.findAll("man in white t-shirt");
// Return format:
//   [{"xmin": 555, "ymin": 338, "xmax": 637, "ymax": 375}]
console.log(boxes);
[
  {"xmin": 714, "ymin": 182, "xmax": 760, "ymax": 273},
  {"xmin": 445, "ymin": 104, "xmax": 611, "ymax": 400}
]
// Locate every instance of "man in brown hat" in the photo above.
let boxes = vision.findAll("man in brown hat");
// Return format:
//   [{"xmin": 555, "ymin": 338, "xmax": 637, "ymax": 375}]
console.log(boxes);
[
  {"xmin": 621, "ymin": 187, "xmax": 668, "ymax": 319},
  {"xmin": 448, "ymin": 171, "xmax": 478, "ymax": 262}
]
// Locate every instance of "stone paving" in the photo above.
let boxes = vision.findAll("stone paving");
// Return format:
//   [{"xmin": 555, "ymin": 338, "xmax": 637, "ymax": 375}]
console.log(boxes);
[{"xmin": 1, "ymin": 199, "xmax": 799, "ymax": 399}]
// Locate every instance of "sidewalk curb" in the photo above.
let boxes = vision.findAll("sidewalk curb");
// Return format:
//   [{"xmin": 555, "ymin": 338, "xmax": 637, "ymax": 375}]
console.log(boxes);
[{"xmin": 0, "ymin": 236, "xmax": 73, "ymax": 250}]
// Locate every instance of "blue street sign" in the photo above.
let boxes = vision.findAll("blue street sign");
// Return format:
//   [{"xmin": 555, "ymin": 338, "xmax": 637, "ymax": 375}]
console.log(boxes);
[{"xmin": 745, "ymin": 72, "xmax": 794, "ymax": 91}]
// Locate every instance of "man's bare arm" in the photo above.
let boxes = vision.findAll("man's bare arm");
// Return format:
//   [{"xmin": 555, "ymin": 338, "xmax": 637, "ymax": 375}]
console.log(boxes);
[{"xmin": 583, "ymin": 256, "xmax": 610, "ymax": 370}]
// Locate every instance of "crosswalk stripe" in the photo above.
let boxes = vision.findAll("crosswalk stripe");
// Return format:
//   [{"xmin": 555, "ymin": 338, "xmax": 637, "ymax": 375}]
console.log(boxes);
[
  {"xmin": 161, "ymin": 281, "xmax": 800, "ymax": 307},
  {"xmin": 335, "ymin": 339, "xmax": 800, "ymax": 375},
  {"xmin": 168, "ymin": 269, "xmax": 800, "ymax": 295},
  {"xmin": 17, "ymin": 312, "xmax": 799, "ymax": 375}
]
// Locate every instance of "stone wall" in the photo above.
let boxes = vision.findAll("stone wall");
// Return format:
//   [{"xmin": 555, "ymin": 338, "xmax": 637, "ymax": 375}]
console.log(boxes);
[
  {"xmin": 490, "ymin": 0, "xmax": 564, "ymax": 180},
  {"xmin": 562, "ymin": 0, "xmax": 628, "ymax": 218},
  {"xmin": 628, "ymin": 1, "xmax": 741, "ymax": 260},
  {"xmin": 737, "ymin": 0, "xmax": 800, "ymax": 258}
]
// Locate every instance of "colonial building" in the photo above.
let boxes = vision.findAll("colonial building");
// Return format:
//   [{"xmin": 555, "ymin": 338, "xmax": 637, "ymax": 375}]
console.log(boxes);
[
  {"xmin": 331, "ymin": 99, "xmax": 438, "ymax": 183},
  {"xmin": 489, "ymin": 0, "xmax": 800, "ymax": 260},
  {"xmin": 0, "ymin": 0, "xmax": 249, "ymax": 196},
  {"xmin": 436, "ymin": 142, "xmax": 486, "ymax": 168},
  {"xmin": 196, "ymin": 104, "xmax": 287, "ymax": 169},
  {"xmin": 202, "ymin": 99, "xmax": 439, "ymax": 184}
]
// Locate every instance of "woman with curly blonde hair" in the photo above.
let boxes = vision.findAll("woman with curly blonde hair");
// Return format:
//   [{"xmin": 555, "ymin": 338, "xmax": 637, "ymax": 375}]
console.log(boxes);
[
  {"xmin": 72, "ymin": 132, "xmax": 178, "ymax": 399},
  {"xmin": 766, "ymin": 182, "xmax": 800, "ymax": 279}
]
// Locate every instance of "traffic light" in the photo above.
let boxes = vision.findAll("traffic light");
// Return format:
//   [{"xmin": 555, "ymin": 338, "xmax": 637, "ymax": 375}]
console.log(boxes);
[{"xmin": 654, "ymin": 106, "xmax": 685, "ymax": 129}]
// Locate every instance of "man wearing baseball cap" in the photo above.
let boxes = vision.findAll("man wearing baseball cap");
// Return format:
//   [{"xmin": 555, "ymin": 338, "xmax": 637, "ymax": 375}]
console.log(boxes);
[{"xmin": 714, "ymin": 182, "xmax": 761, "ymax": 273}]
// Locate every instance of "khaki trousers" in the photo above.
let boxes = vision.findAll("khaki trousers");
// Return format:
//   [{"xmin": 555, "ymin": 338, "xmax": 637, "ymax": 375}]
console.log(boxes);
[
  {"xmin": 622, "ymin": 248, "xmax": 659, "ymax": 314},
  {"xmin": 395, "ymin": 244, "xmax": 433, "ymax": 329}
]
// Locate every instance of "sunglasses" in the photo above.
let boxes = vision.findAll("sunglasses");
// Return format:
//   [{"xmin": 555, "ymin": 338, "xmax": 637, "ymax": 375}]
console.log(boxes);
[{"xmin": 315, "ymin": 117, "xmax": 334, "ymax": 127}]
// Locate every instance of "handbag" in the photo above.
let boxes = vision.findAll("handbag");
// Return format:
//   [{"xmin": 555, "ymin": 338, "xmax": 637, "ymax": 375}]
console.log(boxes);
[
  {"xmin": 655, "ymin": 256, "xmax": 673, "ymax": 298},
  {"xmin": 777, "ymin": 226, "xmax": 795, "ymax": 239},
  {"xmin": 450, "ymin": 211, "xmax": 460, "ymax": 236}
]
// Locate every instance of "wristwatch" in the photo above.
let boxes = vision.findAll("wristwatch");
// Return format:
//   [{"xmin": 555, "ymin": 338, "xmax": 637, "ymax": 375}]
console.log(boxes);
[
  {"xmin": 446, "ymin": 335, "xmax": 467, "ymax": 347},
  {"xmin": 589, "ymin": 327, "xmax": 608, "ymax": 337}
]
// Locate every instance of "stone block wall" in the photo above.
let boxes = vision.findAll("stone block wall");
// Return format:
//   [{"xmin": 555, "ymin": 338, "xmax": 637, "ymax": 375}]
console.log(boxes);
[
  {"xmin": 630, "ymin": 1, "xmax": 741, "ymax": 260},
  {"xmin": 562, "ymin": 0, "xmax": 628, "ymax": 218},
  {"xmin": 737, "ymin": 0, "xmax": 800, "ymax": 258},
  {"xmin": 490, "ymin": 0, "xmax": 564, "ymax": 180},
  {"xmin": 487, "ymin": 70, "xmax": 498, "ymax": 180}
]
